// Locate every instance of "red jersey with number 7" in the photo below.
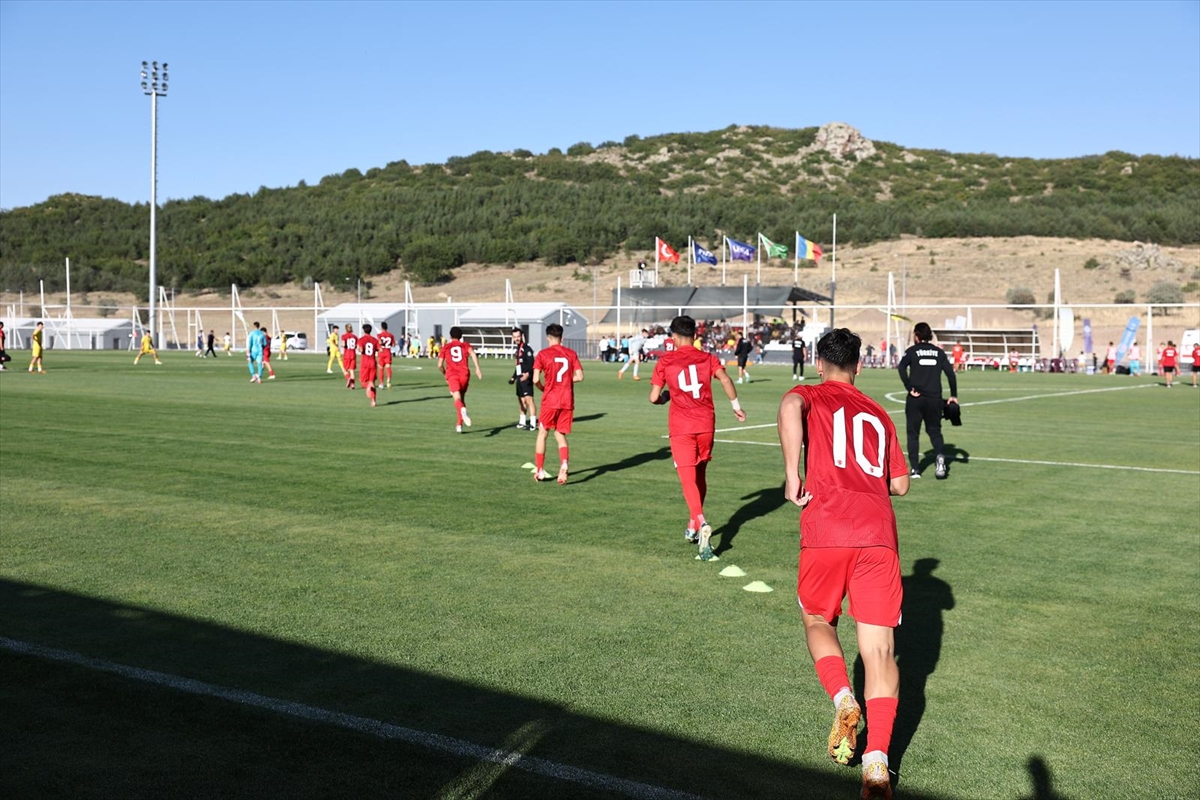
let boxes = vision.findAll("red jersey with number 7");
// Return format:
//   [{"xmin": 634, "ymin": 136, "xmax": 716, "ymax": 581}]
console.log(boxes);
[
  {"xmin": 651, "ymin": 348, "xmax": 727, "ymax": 436},
  {"xmin": 786, "ymin": 381, "xmax": 907, "ymax": 550},
  {"xmin": 534, "ymin": 344, "xmax": 582, "ymax": 409},
  {"xmin": 440, "ymin": 339, "xmax": 474, "ymax": 381}
]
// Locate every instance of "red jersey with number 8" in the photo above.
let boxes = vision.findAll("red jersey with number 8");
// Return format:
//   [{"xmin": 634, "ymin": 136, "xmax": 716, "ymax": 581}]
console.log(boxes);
[
  {"xmin": 534, "ymin": 345, "xmax": 582, "ymax": 409},
  {"xmin": 357, "ymin": 334, "xmax": 379, "ymax": 365},
  {"xmin": 651, "ymin": 348, "xmax": 727, "ymax": 436},
  {"xmin": 786, "ymin": 381, "xmax": 907, "ymax": 550}
]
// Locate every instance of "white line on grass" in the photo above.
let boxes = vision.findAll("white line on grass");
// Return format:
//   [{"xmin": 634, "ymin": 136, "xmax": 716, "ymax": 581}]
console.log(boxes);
[
  {"xmin": 708, "ymin": 440, "xmax": 1199, "ymax": 474},
  {"xmin": 0, "ymin": 637, "xmax": 699, "ymax": 800},
  {"xmin": 884, "ymin": 383, "xmax": 1156, "ymax": 407}
]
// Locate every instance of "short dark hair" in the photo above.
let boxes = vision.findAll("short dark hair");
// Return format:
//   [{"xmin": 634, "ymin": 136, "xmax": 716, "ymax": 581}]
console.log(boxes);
[
  {"xmin": 670, "ymin": 315, "xmax": 697, "ymax": 338},
  {"xmin": 253, "ymin": 321, "xmax": 261, "ymax": 329},
  {"xmin": 914, "ymin": 322, "xmax": 933, "ymax": 342},
  {"xmin": 331, "ymin": 325, "xmax": 339, "ymax": 330},
  {"xmin": 816, "ymin": 328, "xmax": 862, "ymax": 369},
  {"xmin": 380, "ymin": 322, "xmax": 388, "ymax": 331},
  {"xmin": 546, "ymin": 323, "xmax": 564, "ymax": 338},
  {"xmin": 362, "ymin": 323, "xmax": 372, "ymax": 334},
  {"xmin": 450, "ymin": 326, "xmax": 463, "ymax": 340},
  {"xmin": 511, "ymin": 327, "xmax": 523, "ymax": 336}
]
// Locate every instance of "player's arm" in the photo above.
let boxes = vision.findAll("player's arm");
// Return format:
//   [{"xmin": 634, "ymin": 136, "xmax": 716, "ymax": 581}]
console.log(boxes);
[
  {"xmin": 572, "ymin": 368, "xmax": 583, "ymax": 383},
  {"xmin": 437, "ymin": 354, "xmax": 447, "ymax": 375},
  {"xmin": 533, "ymin": 367, "xmax": 544, "ymax": 391},
  {"xmin": 714, "ymin": 368, "xmax": 747, "ymax": 421},
  {"xmin": 777, "ymin": 392, "xmax": 811, "ymax": 507},
  {"xmin": 890, "ymin": 473, "xmax": 911, "ymax": 496},
  {"xmin": 470, "ymin": 349, "xmax": 482, "ymax": 379},
  {"xmin": 897, "ymin": 350, "xmax": 916, "ymax": 394}
]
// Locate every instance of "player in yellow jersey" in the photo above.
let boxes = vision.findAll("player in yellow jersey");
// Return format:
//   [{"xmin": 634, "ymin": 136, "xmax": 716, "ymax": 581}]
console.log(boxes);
[
  {"xmin": 134, "ymin": 331, "xmax": 162, "ymax": 365},
  {"xmin": 28, "ymin": 321, "xmax": 45, "ymax": 373},
  {"xmin": 278, "ymin": 331, "xmax": 288, "ymax": 360},
  {"xmin": 326, "ymin": 325, "xmax": 342, "ymax": 374}
]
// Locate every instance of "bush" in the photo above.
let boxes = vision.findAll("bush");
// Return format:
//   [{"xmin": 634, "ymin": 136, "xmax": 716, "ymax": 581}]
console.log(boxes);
[
  {"xmin": 1114, "ymin": 289, "xmax": 1136, "ymax": 304},
  {"xmin": 1083, "ymin": 257, "xmax": 1100, "ymax": 270},
  {"xmin": 1006, "ymin": 286, "xmax": 1036, "ymax": 309},
  {"xmin": 1146, "ymin": 280, "xmax": 1183, "ymax": 312},
  {"xmin": 566, "ymin": 142, "xmax": 595, "ymax": 157},
  {"xmin": 401, "ymin": 237, "xmax": 462, "ymax": 284}
]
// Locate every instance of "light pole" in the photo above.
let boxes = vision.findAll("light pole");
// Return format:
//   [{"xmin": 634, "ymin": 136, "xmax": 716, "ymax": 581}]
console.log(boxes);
[
  {"xmin": 141, "ymin": 60, "xmax": 168, "ymax": 344},
  {"xmin": 894, "ymin": 253, "xmax": 907, "ymax": 316}
]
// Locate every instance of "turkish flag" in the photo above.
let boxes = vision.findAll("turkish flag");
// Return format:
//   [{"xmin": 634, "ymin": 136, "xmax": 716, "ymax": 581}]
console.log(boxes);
[{"xmin": 656, "ymin": 237, "xmax": 680, "ymax": 263}]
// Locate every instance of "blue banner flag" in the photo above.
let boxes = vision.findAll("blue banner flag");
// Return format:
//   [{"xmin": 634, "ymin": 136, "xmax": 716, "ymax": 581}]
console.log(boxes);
[
  {"xmin": 1115, "ymin": 316, "xmax": 1141, "ymax": 364},
  {"xmin": 728, "ymin": 238, "xmax": 755, "ymax": 262},
  {"xmin": 693, "ymin": 242, "xmax": 717, "ymax": 265},
  {"xmin": 1082, "ymin": 318, "xmax": 1092, "ymax": 355}
]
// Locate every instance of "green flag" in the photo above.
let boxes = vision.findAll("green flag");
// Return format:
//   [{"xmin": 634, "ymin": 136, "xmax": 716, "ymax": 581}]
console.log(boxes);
[{"xmin": 761, "ymin": 235, "xmax": 788, "ymax": 258}]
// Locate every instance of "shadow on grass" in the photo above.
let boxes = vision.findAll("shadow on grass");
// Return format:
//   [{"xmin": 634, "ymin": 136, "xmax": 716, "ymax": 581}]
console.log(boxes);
[
  {"xmin": 916, "ymin": 443, "xmax": 969, "ymax": 476},
  {"xmin": 1020, "ymin": 756, "xmax": 1072, "ymax": 800},
  {"xmin": 570, "ymin": 445, "xmax": 672, "ymax": 484},
  {"xmin": 715, "ymin": 482, "xmax": 788, "ymax": 556},
  {"xmin": 383, "ymin": 395, "xmax": 444, "ymax": 406},
  {"xmin": 0, "ymin": 579, "xmax": 965, "ymax": 800},
  {"xmin": 853, "ymin": 558, "xmax": 954, "ymax": 782}
]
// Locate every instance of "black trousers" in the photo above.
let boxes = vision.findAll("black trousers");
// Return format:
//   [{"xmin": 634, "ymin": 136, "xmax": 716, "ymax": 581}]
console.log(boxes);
[
  {"xmin": 792, "ymin": 353, "xmax": 804, "ymax": 376},
  {"xmin": 905, "ymin": 393, "xmax": 944, "ymax": 469}
]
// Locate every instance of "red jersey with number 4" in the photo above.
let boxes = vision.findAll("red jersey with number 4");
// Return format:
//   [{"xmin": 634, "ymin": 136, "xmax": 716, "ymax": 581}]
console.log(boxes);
[
  {"xmin": 534, "ymin": 345, "xmax": 582, "ymax": 409},
  {"xmin": 652, "ymin": 348, "xmax": 727, "ymax": 436},
  {"xmin": 357, "ymin": 334, "xmax": 379, "ymax": 365},
  {"xmin": 786, "ymin": 381, "xmax": 907, "ymax": 550},
  {"xmin": 441, "ymin": 340, "xmax": 473, "ymax": 380}
]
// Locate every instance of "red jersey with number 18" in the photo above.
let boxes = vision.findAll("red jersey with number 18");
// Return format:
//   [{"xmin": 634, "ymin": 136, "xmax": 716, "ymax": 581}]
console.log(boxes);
[
  {"xmin": 787, "ymin": 381, "xmax": 907, "ymax": 550},
  {"xmin": 651, "ymin": 347, "xmax": 726, "ymax": 436},
  {"xmin": 534, "ymin": 344, "xmax": 582, "ymax": 409}
]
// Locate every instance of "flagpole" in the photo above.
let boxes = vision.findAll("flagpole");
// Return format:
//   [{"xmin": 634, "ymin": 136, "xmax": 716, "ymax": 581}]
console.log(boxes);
[
  {"xmin": 722, "ymin": 237, "xmax": 727, "ymax": 287},
  {"xmin": 794, "ymin": 231, "xmax": 800, "ymax": 287},
  {"xmin": 743, "ymin": 273, "xmax": 749, "ymax": 334},
  {"xmin": 616, "ymin": 276, "xmax": 622, "ymax": 340},
  {"xmin": 756, "ymin": 233, "xmax": 762, "ymax": 286},
  {"xmin": 654, "ymin": 237, "xmax": 659, "ymax": 286},
  {"xmin": 830, "ymin": 214, "xmax": 838, "ymax": 330},
  {"xmin": 687, "ymin": 236, "xmax": 693, "ymax": 287}
]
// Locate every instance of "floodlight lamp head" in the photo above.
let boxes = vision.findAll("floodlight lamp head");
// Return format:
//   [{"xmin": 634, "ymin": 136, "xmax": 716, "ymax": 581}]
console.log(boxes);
[
  {"xmin": 163, "ymin": 62, "xmax": 168, "ymax": 70},
  {"xmin": 142, "ymin": 60, "xmax": 148, "ymax": 68},
  {"xmin": 141, "ymin": 81, "xmax": 148, "ymax": 90},
  {"xmin": 152, "ymin": 61, "xmax": 158, "ymax": 69}
]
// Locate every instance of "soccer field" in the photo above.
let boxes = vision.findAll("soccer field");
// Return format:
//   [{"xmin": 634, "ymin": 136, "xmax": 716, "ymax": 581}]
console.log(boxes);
[{"xmin": 1, "ymin": 352, "xmax": 1198, "ymax": 799}]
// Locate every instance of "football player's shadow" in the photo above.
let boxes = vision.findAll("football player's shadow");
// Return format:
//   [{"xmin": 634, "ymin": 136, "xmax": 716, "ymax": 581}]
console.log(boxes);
[
  {"xmin": 570, "ymin": 445, "xmax": 671, "ymax": 484},
  {"xmin": 852, "ymin": 558, "xmax": 954, "ymax": 780},
  {"xmin": 714, "ymin": 482, "xmax": 788, "ymax": 555},
  {"xmin": 916, "ymin": 443, "xmax": 969, "ymax": 475},
  {"xmin": 1020, "ymin": 757, "xmax": 1072, "ymax": 800}
]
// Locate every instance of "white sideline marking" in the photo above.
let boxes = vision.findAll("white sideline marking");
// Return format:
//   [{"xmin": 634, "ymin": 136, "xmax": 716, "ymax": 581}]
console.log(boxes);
[
  {"xmin": 708, "ymin": 439, "xmax": 1198, "ymax": 474},
  {"xmin": 884, "ymin": 383, "xmax": 1155, "ymax": 407},
  {"xmin": 714, "ymin": 422, "xmax": 778, "ymax": 433},
  {"xmin": 0, "ymin": 637, "xmax": 699, "ymax": 800}
]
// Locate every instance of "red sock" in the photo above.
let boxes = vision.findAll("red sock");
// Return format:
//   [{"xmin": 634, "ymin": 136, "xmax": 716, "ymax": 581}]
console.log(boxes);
[
  {"xmin": 535, "ymin": 452, "xmax": 545, "ymax": 471},
  {"xmin": 454, "ymin": 399, "xmax": 464, "ymax": 422},
  {"xmin": 815, "ymin": 655, "xmax": 851, "ymax": 701},
  {"xmin": 558, "ymin": 446, "xmax": 569, "ymax": 466},
  {"xmin": 676, "ymin": 465, "xmax": 705, "ymax": 525},
  {"xmin": 865, "ymin": 697, "xmax": 898, "ymax": 755}
]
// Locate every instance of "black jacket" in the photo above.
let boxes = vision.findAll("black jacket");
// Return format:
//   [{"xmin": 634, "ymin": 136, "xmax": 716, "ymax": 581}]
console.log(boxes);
[{"xmin": 898, "ymin": 342, "xmax": 957, "ymax": 397}]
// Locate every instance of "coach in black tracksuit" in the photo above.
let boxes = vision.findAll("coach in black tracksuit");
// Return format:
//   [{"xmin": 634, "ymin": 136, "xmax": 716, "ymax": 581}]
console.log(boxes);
[{"xmin": 898, "ymin": 322, "xmax": 958, "ymax": 479}]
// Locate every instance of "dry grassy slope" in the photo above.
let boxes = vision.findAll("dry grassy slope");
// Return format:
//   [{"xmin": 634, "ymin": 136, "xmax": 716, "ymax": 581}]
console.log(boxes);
[{"xmin": 9, "ymin": 237, "xmax": 1199, "ymax": 351}]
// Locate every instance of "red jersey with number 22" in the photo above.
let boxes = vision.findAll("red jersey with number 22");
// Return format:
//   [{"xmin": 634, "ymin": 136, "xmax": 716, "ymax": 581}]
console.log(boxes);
[
  {"xmin": 652, "ymin": 348, "xmax": 727, "ymax": 436},
  {"xmin": 534, "ymin": 345, "xmax": 582, "ymax": 409},
  {"xmin": 441, "ymin": 340, "xmax": 473, "ymax": 380},
  {"xmin": 787, "ymin": 381, "xmax": 907, "ymax": 550}
]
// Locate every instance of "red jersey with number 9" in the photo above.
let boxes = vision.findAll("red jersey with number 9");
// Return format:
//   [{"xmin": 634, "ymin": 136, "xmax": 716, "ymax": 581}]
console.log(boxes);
[
  {"xmin": 651, "ymin": 348, "xmax": 726, "ymax": 436},
  {"xmin": 534, "ymin": 344, "xmax": 582, "ymax": 409},
  {"xmin": 786, "ymin": 381, "xmax": 907, "ymax": 550},
  {"xmin": 441, "ymin": 340, "xmax": 473, "ymax": 380}
]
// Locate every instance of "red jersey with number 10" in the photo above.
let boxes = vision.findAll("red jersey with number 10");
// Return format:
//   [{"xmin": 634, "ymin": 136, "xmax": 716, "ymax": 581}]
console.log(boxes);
[
  {"xmin": 441, "ymin": 340, "xmax": 474, "ymax": 380},
  {"xmin": 786, "ymin": 381, "xmax": 907, "ymax": 550},
  {"xmin": 357, "ymin": 334, "xmax": 379, "ymax": 365},
  {"xmin": 651, "ymin": 347, "xmax": 726, "ymax": 436},
  {"xmin": 534, "ymin": 344, "xmax": 582, "ymax": 409}
]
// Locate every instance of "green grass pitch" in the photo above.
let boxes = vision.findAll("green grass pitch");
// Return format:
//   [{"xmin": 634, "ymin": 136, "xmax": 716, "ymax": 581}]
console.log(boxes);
[{"xmin": 1, "ymin": 351, "xmax": 1198, "ymax": 799}]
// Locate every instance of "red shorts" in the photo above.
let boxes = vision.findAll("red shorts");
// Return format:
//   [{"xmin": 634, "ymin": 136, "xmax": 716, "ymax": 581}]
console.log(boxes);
[
  {"xmin": 539, "ymin": 407, "xmax": 574, "ymax": 433},
  {"xmin": 670, "ymin": 431, "xmax": 714, "ymax": 468},
  {"xmin": 360, "ymin": 361, "xmax": 376, "ymax": 386},
  {"xmin": 798, "ymin": 546, "xmax": 902, "ymax": 627},
  {"xmin": 446, "ymin": 376, "xmax": 469, "ymax": 395},
  {"xmin": 378, "ymin": 351, "xmax": 392, "ymax": 366},
  {"xmin": 342, "ymin": 353, "xmax": 356, "ymax": 371},
  {"xmin": 263, "ymin": 351, "xmax": 271, "ymax": 363}
]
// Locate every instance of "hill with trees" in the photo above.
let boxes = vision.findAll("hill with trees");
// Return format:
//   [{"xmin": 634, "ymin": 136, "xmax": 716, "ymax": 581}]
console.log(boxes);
[{"xmin": 2, "ymin": 122, "xmax": 1197, "ymax": 298}]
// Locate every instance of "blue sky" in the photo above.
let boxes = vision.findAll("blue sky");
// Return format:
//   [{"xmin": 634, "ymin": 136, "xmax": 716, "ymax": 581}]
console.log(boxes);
[{"xmin": 1, "ymin": 0, "xmax": 1197, "ymax": 210}]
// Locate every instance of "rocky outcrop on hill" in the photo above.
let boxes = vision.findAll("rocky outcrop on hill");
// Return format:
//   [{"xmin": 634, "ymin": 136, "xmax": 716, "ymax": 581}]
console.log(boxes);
[
  {"xmin": 812, "ymin": 122, "xmax": 877, "ymax": 161},
  {"xmin": 1114, "ymin": 242, "xmax": 1183, "ymax": 270}
]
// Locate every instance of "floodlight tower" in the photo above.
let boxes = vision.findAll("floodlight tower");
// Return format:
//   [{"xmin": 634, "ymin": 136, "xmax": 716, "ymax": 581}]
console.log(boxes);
[{"xmin": 141, "ymin": 60, "xmax": 168, "ymax": 343}]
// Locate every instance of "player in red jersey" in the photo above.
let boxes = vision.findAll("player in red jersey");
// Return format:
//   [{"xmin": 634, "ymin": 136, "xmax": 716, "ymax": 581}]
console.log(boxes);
[
  {"xmin": 533, "ymin": 323, "xmax": 583, "ymax": 484},
  {"xmin": 951, "ymin": 341, "xmax": 964, "ymax": 372},
  {"xmin": 262, "ymin": 331, "xmax": 277, "ymax": 380},
  {"xmin": 357, "ymin": 323, "xmax": 380, "ymax": 407},
  {"xmin": 437, "ymin": 326, "xmax": 483, "ymax": 432},
  {"xmin": 340, "ymin": 324, "xmax": 359, "ymax": 389},
  {"xmin": 777, "ymin": 328, "xmax": 910, "ymax": 800},
  {"xmin": 648, "ymin": 315, "xmax": 745, "ymax": 560},
  {"xmin": 1161, "ymin": 340, "xmax": 1178, "ymax": 388},
  {"xmin": 376, "ymin": 321, "xmax": 396, "ymax": 389},
  {"xmin": 1190, "ymin": 343, "xmax": 1200, "ymax": 388}
]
